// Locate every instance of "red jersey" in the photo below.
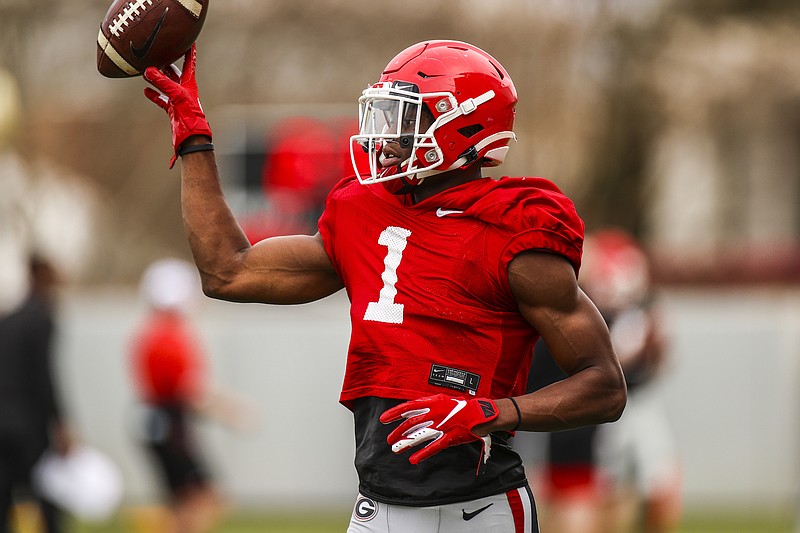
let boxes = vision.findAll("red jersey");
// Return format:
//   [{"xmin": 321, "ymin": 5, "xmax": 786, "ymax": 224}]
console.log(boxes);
[
  {"xmin": 131, "ymin": 311, "xmax": 205, "ymax": 405},
  {"xmin": 318, "ymin": 176, "xmax": 584, "ymax": 409}
]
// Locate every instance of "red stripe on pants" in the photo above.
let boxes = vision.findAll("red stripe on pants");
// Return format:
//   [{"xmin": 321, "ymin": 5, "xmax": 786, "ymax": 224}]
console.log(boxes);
[{"xmin": 506, "ymin": 488, "xmax": 524, "ymax": 533}]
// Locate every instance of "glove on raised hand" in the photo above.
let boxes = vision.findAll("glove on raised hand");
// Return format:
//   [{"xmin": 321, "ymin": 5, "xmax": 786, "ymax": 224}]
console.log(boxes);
[
  {"xmin": 380, "ymin": 394, "xmax": 499, "ymax": 466},
  {"xmin": 143, "ymin": 43, "xmax": 212, "ymax": 168}
]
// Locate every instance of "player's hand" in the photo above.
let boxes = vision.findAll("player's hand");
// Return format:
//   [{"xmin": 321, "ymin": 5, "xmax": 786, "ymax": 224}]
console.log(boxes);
[
  {"xmin": 143, "ymin": 43, "xmax": 212, "ymax": 168},
  {"xmin": 380, "ymin": 394, "xmax": 499, "ymax": 465}
]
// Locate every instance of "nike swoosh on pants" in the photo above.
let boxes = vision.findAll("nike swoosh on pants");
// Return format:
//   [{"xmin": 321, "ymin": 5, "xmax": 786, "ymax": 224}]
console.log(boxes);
[{"xmin": 462, "ymin": 502, "xmax": 494, "ymax": 520}]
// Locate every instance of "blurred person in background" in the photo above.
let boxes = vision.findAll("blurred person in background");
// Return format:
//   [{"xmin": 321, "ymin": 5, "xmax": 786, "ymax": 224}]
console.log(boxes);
[
  {"xmin": 130, "ymin": 258, "xmax": 251, "ymax": 533},
  {"xmin": 521, "ymin": 228, "xmax": 681, "ymax": 533},
  {"xmin": 141, "ymin": 40, "xmax": 626, "ymax": 532},
  {"xmin": 523, "ymin": 339, "xmax": 606, "ymax": 533},
  {"xmin": 581, "ymin": 229, "xmax": 682, "ymax": 533},
  {"xmin": 0, "ymin": 256, "xmax": 73, "ymax": 533},
  {"xmin": 243, "ymin": 116, "xmax": 363, "ymax": 243}
]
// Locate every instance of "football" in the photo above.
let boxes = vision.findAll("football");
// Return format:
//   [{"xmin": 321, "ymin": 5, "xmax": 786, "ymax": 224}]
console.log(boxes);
[{"xmin": 97, "ymin": 0, "xmax": 209, "ymax": 78}]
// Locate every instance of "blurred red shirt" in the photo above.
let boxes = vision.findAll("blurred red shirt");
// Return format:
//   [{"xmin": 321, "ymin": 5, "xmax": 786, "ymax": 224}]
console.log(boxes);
[{"xmin": 131, "ymin": 310, "xmax": 205, "ymax": 406}]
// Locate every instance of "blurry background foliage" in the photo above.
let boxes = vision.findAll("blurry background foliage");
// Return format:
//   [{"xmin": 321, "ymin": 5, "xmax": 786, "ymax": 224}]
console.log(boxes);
[
  {"xmin": 2, "ymin": 1, "xmax": 800, "ymax": 529},
  {"xmin": 1, "ymin": 0, "xmax": 800, "ymax": 287}
]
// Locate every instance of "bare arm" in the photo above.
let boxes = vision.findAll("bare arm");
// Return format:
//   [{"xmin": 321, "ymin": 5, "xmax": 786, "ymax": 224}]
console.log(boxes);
[
  {"xmin": 141, "ymin": 49, "xmax": 341, "ymax": 305},
  {"xmin": 481, "ymin": 251, "xmax": 627, "ymax": 434},
  {"xmin": 179, "ymin": 137, "xmax": 344, "ymax": 304}
]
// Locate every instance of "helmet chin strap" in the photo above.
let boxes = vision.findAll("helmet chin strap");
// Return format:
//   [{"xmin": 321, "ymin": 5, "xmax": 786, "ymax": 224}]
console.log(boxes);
[{"xmin": 442, "ymin": 131, "xmax": 517, "ymax": 171}]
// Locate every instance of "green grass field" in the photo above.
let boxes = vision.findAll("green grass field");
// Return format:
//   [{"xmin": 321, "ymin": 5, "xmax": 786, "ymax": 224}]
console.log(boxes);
[
  {"xmin": 64, "ymin": 509, "xmax": 793, "ymax": 533},
  {"xmin": 675, "ymin": 513, "xmax": 793, "ymax": 533}
]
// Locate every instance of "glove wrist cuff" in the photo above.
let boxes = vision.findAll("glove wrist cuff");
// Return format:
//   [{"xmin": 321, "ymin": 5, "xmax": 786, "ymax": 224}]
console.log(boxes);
[{"xmin": 178, "ymin": 143, "xmax": 214, "ymax": 157}]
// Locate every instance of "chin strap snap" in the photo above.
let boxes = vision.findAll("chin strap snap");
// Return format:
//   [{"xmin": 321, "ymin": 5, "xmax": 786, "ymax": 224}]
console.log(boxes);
[{"xmin": 457, "ymin": 146, "xmax": 479, "ymax": 168}]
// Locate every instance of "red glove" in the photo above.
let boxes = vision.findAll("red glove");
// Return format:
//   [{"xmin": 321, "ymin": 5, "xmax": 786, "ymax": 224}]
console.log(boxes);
[
  {"xmin": 380, "ymin": 394, "xmax": 499, "ymax": 466},
  {"xmin": 143, "ymin": 43, "xmax": 212, "ymax": 168}
]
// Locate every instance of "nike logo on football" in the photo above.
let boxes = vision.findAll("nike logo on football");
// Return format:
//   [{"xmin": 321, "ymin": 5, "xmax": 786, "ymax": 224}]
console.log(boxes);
[
  {"xmin": 130, "ymin": 8, "xmax": 169, "ymax": 59},
  {"xmin": 462, "ymin": 503, "xmax": 493, "ymax": 521},
  {"xmin": 435, "ymin": 208, "xmax": 464, "ymax": 217}
]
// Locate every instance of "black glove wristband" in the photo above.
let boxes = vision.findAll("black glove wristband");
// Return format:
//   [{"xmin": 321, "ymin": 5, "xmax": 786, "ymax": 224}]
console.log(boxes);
[{"xmin": 178, "ymin": 143, "xmax": 214, "ymax": 157}]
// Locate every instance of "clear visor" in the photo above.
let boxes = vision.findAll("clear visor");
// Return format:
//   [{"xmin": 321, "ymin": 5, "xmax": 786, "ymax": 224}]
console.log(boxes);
[
  {"xmin": 350, "ymin": 82, "xmax": 443, "ymax": 184},
  {"xmin": 360, "ymin": 97, "xmax": 420, "ymax": 139}
]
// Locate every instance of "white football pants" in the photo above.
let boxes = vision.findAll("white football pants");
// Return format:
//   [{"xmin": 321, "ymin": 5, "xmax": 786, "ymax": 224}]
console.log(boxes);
[{"xmin": 346, "ymin": 487, "xmax": 538, "ymax": 533}]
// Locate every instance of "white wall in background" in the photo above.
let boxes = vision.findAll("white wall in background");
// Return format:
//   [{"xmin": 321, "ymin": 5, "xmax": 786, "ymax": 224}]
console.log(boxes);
[{"xmin": 54, "ymin": 286, "xmax": 800, "ymax": 513}]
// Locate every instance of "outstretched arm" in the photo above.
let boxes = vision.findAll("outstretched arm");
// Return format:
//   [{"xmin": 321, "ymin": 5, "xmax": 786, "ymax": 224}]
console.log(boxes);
[{"xmin": 144, "ymin": 46, "xmax": 343, "ymax": 304}]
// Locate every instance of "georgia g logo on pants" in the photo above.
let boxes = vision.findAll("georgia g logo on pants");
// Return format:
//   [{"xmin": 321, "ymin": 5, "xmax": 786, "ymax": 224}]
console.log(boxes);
[{"xmin": 354, "ymin": 496, "xmax": 378, "ymax": 522}]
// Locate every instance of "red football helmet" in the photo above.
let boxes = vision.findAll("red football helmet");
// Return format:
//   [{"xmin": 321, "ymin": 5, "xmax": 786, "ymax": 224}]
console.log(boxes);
[
  {"xmin": 580, "ymin": 229, "xmax": 651, "ymax": 314},
  {"xmin": 350, "ymin": 40, "xmax": 518, "ymax": 192}
]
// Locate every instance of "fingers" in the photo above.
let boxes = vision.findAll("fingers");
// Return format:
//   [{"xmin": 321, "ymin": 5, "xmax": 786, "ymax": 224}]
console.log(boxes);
[
  {"xmin": 408, "ymin": 437, "xmax": 447, "ymax": 464},
  {"xmin": 143, "ymin": 87, "xmax": 169, "ymax": 110},
  {"xmin": 379, "ymin": 395, "xmax": 443, "ymax": 423},
  {"xmin": 387, "ymin": 417, "xmax": 428, "ymax": 446},
  {"xmin": 144, "ymin": 67, "xmax": 183, "ymax": 100},
  {"xmin": 380, "ymin": 405, "xmax": 429, "ymax": 424},
  {"xmin": 166, "ymin": 63, "xmax": 181, "ymax": 83},
  {"xmin": 379, "ymin": 401, "xmax": 416, "ymax": 423},
  {"xmin": 182, "ymin": 42, "xmax": 197, "ymax": 82},
  {"xmin": 381, "ymin": 394, "xmax": 460, "ymax": 464},
  {"xmin": 389, "ymin": 425, "xmax": 440, "ymax": 453},
  {"xmin": 143, "ymin": 66, "xmax": 168, "ymax": 87},
  {"xmin": 162, "ymin": 43, "xmax": 193, "ymax": 82}
]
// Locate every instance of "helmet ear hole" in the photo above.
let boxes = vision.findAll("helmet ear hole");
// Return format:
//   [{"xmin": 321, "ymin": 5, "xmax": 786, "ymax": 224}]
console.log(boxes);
[{"xmin": 457, "ymin": 124, "xmax": 484, "ymax": 138}]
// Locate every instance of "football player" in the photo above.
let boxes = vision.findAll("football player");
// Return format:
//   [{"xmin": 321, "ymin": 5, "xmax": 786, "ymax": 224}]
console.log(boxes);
[
  {"xmin": 143, "ymin": 40, "xmax": 627, "ymax": 533},
  {"xmin": 582, "ymin": 229, "xmax": 682, "ymax": 533},
  {"xmin": 130, "ymin": 258, "xmax": 225, "ymax": 533}
]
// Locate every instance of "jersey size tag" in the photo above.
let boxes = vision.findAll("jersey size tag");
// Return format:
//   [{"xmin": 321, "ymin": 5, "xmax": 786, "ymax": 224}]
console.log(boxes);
[{"xmin": 428, "ymin": 364, "xmax": 480, "ymax": 395}]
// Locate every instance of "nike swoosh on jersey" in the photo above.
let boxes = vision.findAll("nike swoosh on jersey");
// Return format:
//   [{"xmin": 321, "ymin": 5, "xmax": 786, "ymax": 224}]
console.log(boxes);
[
  {"xmin": 437, "ymin": 399, "xmax": 466, "ymax": 428},
  {"xmin": 130, "ymin": 8, "xmax": 169, "ymax": 59},
  {"xmin": 462, "ymin": 503, "xmax": 493, "ymax": 521},
  {"xmin": 435, "ymin": 208, "xmax": 464, "ymax": 217}
]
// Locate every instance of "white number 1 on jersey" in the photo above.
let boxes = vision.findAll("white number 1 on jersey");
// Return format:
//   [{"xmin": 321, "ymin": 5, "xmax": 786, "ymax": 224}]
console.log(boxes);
[{"xmin": 363, "ymin": 226, "xmax": 412, "ymax": 324}]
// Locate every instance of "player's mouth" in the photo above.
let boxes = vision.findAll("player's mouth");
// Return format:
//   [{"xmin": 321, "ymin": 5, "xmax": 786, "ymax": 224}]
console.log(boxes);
[{"xmin": 379, "ymin": 153, "xmax": 403, "ymax": 168}]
